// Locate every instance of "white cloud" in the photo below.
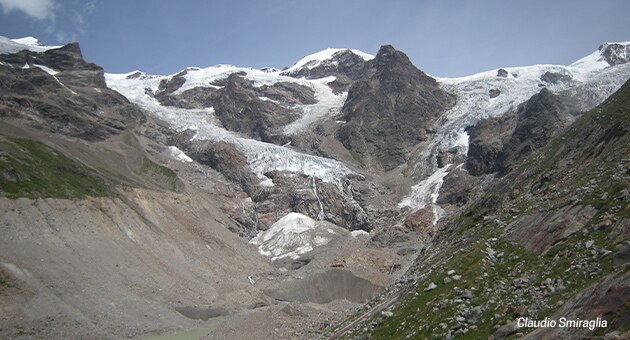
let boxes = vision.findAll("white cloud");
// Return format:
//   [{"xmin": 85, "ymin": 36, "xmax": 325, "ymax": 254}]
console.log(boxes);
[
  {"xmin": 0, "ymin": 0, "xmax": 56, "ymax": 20},
  {"xmin": 83, "ymin": 0, "xmax": 96, "ymax": 14}
]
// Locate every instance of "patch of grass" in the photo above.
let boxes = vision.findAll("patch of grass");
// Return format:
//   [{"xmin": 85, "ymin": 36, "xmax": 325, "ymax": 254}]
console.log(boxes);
[
  {"xmin": 0, "ymin": 271, "xmax": 15, "ymax": 291},
  {"xmin": 349, "ymin": 150, "xmax": 366, "ymax": 167},
  {"xmin": 140, "ymin": 156, "xmax": 180, "ymax": 191},
  {"xmin": 0, "ymin": 137, "xmax": 110, "ymax": 198}
]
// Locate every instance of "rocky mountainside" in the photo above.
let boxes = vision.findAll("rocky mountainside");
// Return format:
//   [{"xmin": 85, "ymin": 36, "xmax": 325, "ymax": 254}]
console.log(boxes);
[
  {"xmin": 337, "ymin": 45, "xmax": 455, "ymax": 171},
  {"xmin": 0, "ymin": 41, "xmax": 144, "ymax": 141},
  {"xmin": 1, "ymin": 36, "xmax": 629, "ymax": 339},
  {"xmin": 343, "ymin": 75, "xmax": 630, "ymax": 340}
]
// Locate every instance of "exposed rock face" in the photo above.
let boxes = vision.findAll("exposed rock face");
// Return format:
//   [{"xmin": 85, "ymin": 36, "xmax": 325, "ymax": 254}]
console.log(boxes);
[
  {"xmin": 524, "ymin": 270, "xmax": 630, "ymax": 339},
  {"xmin": 336, "ymin": 45, "xmax": 455, "ymax": 171},
  {"xmin": 155, "ymin": 74, "xmax": 316, "ymax": 110},
  {"xmin": 465, "ymin": 112, "xmax": 515, "ymax": 176},
  {"xmin": 497, "ymin": 68, "xmax": 509, "ymax": 77},
  {"xmin": 213, "ymin": 74, "xmax": 296, "ymax": 143},
  {"xmin": 466, "ymin": 88, "xmax": 571, "ymax": 175},
  {"xmin": 599, "ymin": 42, "xmax": 630, "ymax": 66},
  {"xmin": 540, "ymin": 71, "xmax": 572, "ymax": 85},
  {"xmin": 508, "ymin": 205, "xmax": 598, "ymax": 254},
  {"xmin": 0, "ymin": 43, "xmax": 144, "ymax": 141},
  {"xmin": 436, "ymin": 167, "xmax": 476, "ymax": 207},
  {"xmin": 193, "ymin": 141, "xmax": 261, "ymax": 197},
  {"xmin": 489, "ymin": 88, "xmax": 501, "ymax": 98},
  {"xmin": 257, "ymin": 171, "xmax": 371, "ymax": 231},
  {"xmin": 257, "ymin": 81, "xmax": 317, "ymax": 105},
  {"xmin": 498, "ymin": 88, "xmax": 572, "ymax": 173}
]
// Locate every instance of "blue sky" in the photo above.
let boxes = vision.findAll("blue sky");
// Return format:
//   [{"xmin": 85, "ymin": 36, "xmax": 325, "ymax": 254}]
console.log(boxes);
[{"xmin": 1, "ymin": 0, "xmax": 629, "ymax": 77}]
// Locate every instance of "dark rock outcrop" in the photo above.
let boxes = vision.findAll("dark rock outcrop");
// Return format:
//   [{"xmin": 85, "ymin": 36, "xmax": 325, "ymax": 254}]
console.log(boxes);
[
  {"xmin": 257, "ymin": 171, "xmax": 371, "ymax": 231},
  {"xmin": 0, "ymin": 43, "xmax": 144, "ymax": 140},
  {"xmin": 540, "ymin": 71, "xmax": 572, "ymax": 85},
  {"xmin": 508, "ymin": 205, "xmax": 598, "ymax": 254},
  {"xmin": 257, "ymin": 81, "xmax": 317, "ymax": 105},
  {"xmin": 212, "ymin": 74, "xmax": 296, "ymax": 143},
  {"xmin": 465, "ymin": 112, "xmax": 516, "ymax": 176},
  {"xmin": 599, "ymin": 42, "xmax": 630, "ymax": 66},
  {"xmin": 498, "ymin": 88, "xmax": 571, "ymax": 173},
  {"xmin": 466, "ymin": 88, "xmax": 572, "ymax": 175},
  {"xmin": 192, "ymin": 141, "xmax": 263, "ymax": 198},
  {"xmin": 437, "ymin": 167, "xmax": 476, "ymax": 207},
  {"xmin": 336, "ymin": 45, "xmax": 455, "ymax": 171}
]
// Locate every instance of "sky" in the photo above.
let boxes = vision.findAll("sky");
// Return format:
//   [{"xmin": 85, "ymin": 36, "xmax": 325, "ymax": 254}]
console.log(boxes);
[{"xmin": 1, "ymin": 0, "xmax": 629, "ymax": 77}]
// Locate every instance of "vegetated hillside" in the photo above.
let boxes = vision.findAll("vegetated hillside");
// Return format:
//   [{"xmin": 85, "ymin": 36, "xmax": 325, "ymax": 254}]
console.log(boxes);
[{"xmin": 343, "ymin": 79, "xmax": 630, "ymax": 339}]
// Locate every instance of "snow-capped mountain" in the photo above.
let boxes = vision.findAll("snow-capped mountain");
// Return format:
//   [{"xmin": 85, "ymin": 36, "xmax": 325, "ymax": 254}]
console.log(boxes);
[
  {"xmin": 104, "ymin": 41, "xmax": 630, "ymax": 224},
  {"xmin": 400, "ymin": 41, "xmax": 630, "ymax": 215},
  {"xmin": 4, "ymin": 35, "xmax": 628, "ymax": 226},
  {"xmin": 283, "ymin": 47, "xmax": 374, "ymax": 74}
]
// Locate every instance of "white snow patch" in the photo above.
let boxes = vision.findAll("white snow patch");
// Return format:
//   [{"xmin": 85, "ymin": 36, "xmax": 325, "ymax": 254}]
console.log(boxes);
[
  {"xmin": 250, "ymin": 212, "xmax": 339, "ymax": 260},
  {"xmin": 351, "ymin": 230, "xmax": 369, "ymax": 238},
  {"xmin": 32, "ymin": 63, "xmax": 77, "ymax": 95},
  {"xmin": 33, "ymin": 64, "xmax": 58, "ymax": 75},
  {"xmin": 399, "ymin": 165, "xmax": 451, "ymax": 226},
  {"xmin": 283, "ymin": 77, "xmax": 347, "ymax": 135},
  {"xmin": 166, "ymin": 146, "xmax": 193, "ymax": 163},
  {"xmin": 399, "ymin": 165, "xmax": 451, "ymax": 210},
  {"xmin": 259, "ymin": 177, "xmax": 275, "ymax": 187},
  {"xmin": 12, "ymin": 37, "xmax": 43, "ymax": 46}
]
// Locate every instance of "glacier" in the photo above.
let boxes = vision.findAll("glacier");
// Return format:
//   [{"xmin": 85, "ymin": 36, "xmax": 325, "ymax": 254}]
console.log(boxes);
[
  {"xmin": 105, "ymin": 67, "xmax": 355, "ymax": 186},
  {"xmin": 398, "ymin": 43, "xmax": 630, "ymax": 213}
]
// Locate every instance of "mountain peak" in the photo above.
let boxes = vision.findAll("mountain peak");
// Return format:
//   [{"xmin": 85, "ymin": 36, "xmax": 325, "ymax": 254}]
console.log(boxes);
[
  {"xmin": 0, "ymin": 35, "xmax": 62, "ymax": 55},
  {"xmin": 286, "ymin": 48, "xmax": 374, "ymax": 72},
  {"xmin": 570, "ymin": 41, "xmax": 630, "ymax": 71},
  {"xmin": 373, "ymin": 44, "xmax": 412, "ymax": 67},
  {"xmin": 598, "ymin": 41, "xmax": 630, "ymax": 66},
  {"xmin": 281, "ymin": 47, "xmax": 374, "ymax": 80}
]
